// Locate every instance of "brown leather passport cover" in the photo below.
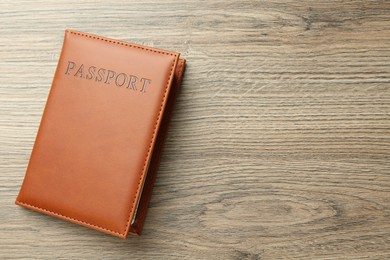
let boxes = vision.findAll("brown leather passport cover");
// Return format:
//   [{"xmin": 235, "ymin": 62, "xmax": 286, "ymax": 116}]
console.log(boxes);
[{"xmin": 15, "ymin": 30, "xmax": 186, "ymax": 238}]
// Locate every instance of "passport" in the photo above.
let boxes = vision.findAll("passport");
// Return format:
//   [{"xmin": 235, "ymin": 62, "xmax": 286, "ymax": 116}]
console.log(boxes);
[{"xmin": 15, "ymin": 29, "xmax": 186, "ymax": 238}]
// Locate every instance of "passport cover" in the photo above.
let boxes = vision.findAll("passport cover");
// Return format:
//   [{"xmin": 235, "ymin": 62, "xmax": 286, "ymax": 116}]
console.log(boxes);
[{"xmin": 15, "ymin": 29, "xmax": 186, "ymax": 238}]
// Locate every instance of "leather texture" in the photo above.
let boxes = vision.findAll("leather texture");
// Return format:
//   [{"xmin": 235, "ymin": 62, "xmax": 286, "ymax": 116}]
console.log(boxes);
[{"xmin": 15, "ymin": 30, "xmax": 186, "ymax": 238}]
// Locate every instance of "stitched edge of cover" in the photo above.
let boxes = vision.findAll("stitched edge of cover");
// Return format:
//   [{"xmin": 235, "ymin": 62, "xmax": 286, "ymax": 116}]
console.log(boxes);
[
  {"xmin": 16, "ymin": 30, "xmax": 179, "ymax": 238},
  {"xmin": 131, "ymin": 59, "xmax": 185, "ymax": 233}
]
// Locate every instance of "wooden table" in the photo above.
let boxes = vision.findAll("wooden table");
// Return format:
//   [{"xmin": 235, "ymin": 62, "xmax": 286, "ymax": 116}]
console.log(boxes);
[{"xmin": 1, "ymin": 1, "xmax": 389, "ymax": 259}]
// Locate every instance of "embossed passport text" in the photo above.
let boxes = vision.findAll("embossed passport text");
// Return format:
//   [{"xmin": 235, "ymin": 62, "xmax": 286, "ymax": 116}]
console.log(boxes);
[{"xmin": 15, "ymin": 30, "xmax": 186, "ymax": 238}]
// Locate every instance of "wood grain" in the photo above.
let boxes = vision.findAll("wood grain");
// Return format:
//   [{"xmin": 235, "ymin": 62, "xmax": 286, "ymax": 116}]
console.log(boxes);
[{"xmin": 1, "ymin": 0, "xmax": 389, "ymax": 259}]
